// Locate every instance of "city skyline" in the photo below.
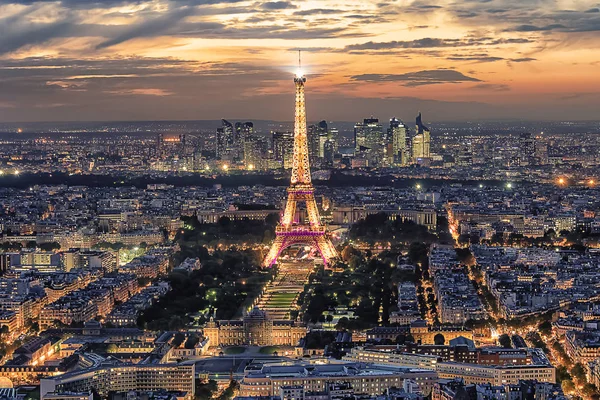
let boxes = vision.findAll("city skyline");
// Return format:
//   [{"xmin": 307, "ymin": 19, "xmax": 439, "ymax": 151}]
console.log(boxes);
[{"xmin": 2, "ymin": 0, "xmax": 600, "ymax": 122}]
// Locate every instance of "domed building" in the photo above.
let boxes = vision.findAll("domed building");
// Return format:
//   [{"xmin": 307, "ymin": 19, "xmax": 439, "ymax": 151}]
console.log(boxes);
[{"xmin": 204, "ymin": 307, "xmax": 306, "ymax": 348}]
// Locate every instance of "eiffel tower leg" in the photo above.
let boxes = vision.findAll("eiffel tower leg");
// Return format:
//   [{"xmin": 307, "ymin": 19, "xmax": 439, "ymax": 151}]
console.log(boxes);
[
  {"xmin": 313, "ymin": 235, "xmax": 338, "ymax": 267},
  {"xmin": 305, "ymin": 193, "xmax": 321, "ymax": 226},
  {"xmin": 281, "ymin": 194, "xmax": 297, "ymax": 227},
  {"xmin": 263, "ymin": 235, "xmax": 287, "ymax": 267}
]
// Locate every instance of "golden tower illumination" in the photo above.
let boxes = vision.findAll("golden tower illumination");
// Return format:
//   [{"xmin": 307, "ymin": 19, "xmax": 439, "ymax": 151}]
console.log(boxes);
[{"xmin": 263, "ymin": 56, "xmax": 338, "ymax": 267}]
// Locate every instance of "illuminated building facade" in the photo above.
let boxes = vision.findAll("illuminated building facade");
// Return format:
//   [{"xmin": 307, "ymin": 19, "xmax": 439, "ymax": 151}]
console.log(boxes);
[
  {"xmin": 203, "ymin": 307, "xmax": 305, "ymax": 347},
  {"xmin": 412, "ymin": 112, "xmax": 431, "ymax": 163}
]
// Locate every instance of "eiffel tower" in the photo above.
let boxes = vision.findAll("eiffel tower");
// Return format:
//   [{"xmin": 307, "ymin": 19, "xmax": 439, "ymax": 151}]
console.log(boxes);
[{"xmin": 263, "ymin": 56, "xmax": 337, "ymax": 267}]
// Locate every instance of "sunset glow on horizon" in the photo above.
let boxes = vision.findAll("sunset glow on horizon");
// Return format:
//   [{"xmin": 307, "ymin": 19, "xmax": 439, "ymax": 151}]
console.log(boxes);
[{"xmin": 1, "ymin": 0, "xmax": 600, "ymax": 122}]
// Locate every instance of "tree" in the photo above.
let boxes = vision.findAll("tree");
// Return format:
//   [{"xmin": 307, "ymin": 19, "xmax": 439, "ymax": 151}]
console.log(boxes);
[
  {"xmin": 498, "ymin": 334, "xmax": 512, "ymax": 349},
  {"xmin": 556, "ymin": 365, "xmax": 572, "ymax": 383},
  {"xmin": 571, "ymin": 363, "xmax": 587, "ymax": 381},
  {"xmin": 106, "ymin": 344, "xmax": 118, "ymax": 353},
  {"xmin": 39, "ymin": 242, "xmax": 61, "ymax": 252},
  {"xmin": 538, "ymin": 320, "xmax": 552, "ymax": 336},
  {"xmin": 582, "ymin": 383, "xmax": 599, "ymax": 398},
  {"xmin": 433, "ymin": 333, "xmax": 445, "ymax": 345},
  {"xmin": 195, "ymin": 379, "xmax": 218, "ymax": 400},
  {"xmin": 561, "ymin": 379, "xmax": 575, "ymax": 395},
  {"xmin": 335, "ymin": 317, "xmax": 349, "ymax": 330},
  {"xmin": 218, "ymin": 380, "xmax": 239, "ymax": 400}
]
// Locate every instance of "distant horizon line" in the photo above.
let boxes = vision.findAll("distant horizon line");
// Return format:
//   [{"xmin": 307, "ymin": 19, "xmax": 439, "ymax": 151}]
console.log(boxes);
[{"xmin": 1, "ymin": 118, "xmax": 599, "ymax": 125}]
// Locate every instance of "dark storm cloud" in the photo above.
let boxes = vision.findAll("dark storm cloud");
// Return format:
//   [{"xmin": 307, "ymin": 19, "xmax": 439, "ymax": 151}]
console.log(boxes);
[{"xmin": 350, "ymin": 69, "xmax": 481, "ymax": 86}]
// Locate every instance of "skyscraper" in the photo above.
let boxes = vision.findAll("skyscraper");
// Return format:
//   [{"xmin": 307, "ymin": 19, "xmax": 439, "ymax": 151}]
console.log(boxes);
[
  {"xmin": 329, "ymin": 126, "xmax": 339, "ymax": 154},
  {"xmin": 389, "ymin": 117, "xmax": 408, "ymax": 166},
  {"xmin": 308, "ymin": 124, "xmax": 319, "ymax": 164},
  {"xmin": 412, "ymin": 112, "xmax": 431, "ymax": 162},
  {"xmin": 519, "ymin": 132, "xmax": 537, "ymax": 166},
  {"xmin": 272, "ymin": 130, "xmax": 294, "ymax": 169},
  {"xmin": 354, "ymin": 118, "xmax": 383, "ymax": 152},
  {"xmin": 156, "ymin": 133, "xmax": 163, "ymax": 158},
  {"xmin": 216, "ymin": 119, "xmax": 233, "ymax": 159}
]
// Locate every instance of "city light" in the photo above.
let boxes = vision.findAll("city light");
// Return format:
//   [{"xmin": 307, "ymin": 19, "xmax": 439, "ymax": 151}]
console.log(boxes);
[
  {"xmin": 557, "ymin": 177, "xmax": 566, "ymax": 185},
  {"xmin": 506, "ymin": 183, "xmax": 512, "ymax": 189},
  {"xmin": 222, "ymin": 164, "xmax": 229, "ymax": 171},
  {"xmin": 14, "ymin": 170, "xmax": 20, "ymax": 175},
  {"xmin": 248, "ymin": 164, "xmax": 254, "ymax": 170},
  {"xmin": 416, "ymin": 184, "xmax": 422, "ymax": 190},
  {"xmin": 589, "ymin": 179, "xmax": 595, "ymax": 186}
]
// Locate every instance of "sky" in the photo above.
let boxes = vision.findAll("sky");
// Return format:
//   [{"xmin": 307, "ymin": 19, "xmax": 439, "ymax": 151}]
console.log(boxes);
[{"xmin": 0, "ymin": 0, "xmax": 600, "ymax": 123}]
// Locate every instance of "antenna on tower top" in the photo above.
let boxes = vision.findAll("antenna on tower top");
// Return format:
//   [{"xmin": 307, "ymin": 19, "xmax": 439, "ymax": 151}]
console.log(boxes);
[{"xmin": 299, "ymin": 50, "xmax": 301, "ymax": 69}]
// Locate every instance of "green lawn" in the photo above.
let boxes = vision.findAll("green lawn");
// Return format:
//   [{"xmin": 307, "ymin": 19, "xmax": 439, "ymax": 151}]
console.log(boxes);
[
  {"xmin": 259, "ymin": 346, "xmax": 280, "ymax": 354},
  {"xmin": 224, "ymin": 346, "xmax": 246, "ymax": 355}
]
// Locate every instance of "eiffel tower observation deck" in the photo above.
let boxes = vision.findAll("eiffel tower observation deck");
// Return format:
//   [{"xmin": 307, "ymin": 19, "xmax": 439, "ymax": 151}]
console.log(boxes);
[{"xmin": 263, "ymin": 56, "xmax": 337, "ymax": 267}]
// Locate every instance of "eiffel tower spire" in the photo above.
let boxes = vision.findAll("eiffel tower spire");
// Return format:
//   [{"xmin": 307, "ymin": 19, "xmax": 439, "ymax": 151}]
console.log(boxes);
[{"xmin": 263, "ymin": 59, "xmax": 338, "ymax": 267}]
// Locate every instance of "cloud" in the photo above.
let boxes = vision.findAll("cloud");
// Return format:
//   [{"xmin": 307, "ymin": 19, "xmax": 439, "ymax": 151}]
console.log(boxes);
[
  {"xmin": 509, "ymin": 57, "xmax": 536, "ymax": 62},
  {"xmin": 260, "ymin": 1, "xmax": 296, "ymax": 10},
  {"xmin": 447, "ymin": 55, "xmax": 504, "ymax": 62},
  {"xmin": 512, "ymin": 24, "xmax": 567, "ymax": 32},
  {"xmin": 470, "ymin": 83, "xmax": 511, "ymax": 91},
  {"xmin": 344, "ymin": 37, "xmax": 532, "ymax": 51},
  {"xmin": 350, "ymin": 69, "xmax": 481, "ymax": 86},
  {"xmin": 95, "ymin": 7, "xmax": 195, "ymax": 49},
  {"xmin": 293, "ymin": 8, "xmax": 339, "ymax": 16}
]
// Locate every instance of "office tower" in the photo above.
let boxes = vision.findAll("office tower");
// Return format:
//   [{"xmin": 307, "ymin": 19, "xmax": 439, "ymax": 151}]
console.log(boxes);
[
  {"xmin": 412, "ymin": 112, "xmax": 431, "ymax": 162},
  {"xmin": 272, "ymin": 131, "xmax": 294, "ymax": 169},
  {"xmin": 535, "ymin": 141, "xmax": 549, "ymax": 165},
  {"xmin": 241, "ymin": 122, "xmax": 254, "ymax": 141},
  {"xmin": 179, "ymin": 134, "xmax": 187, "ymax": 155},
  {"xmin": 156, "ymin": 133, "xmax": 163, "ymax": 157},
  {"xmin": 519, "ymin": 132, "xmax": 537, "ymax": 166},
  {"xmin": 329, "ymin": 127, "xmax": 339, "ymax": 154},
  {"xmin": 222, "ymin": 119, "xmax": 234, "ymax": 145},
  {"xmin": 216, "ymin": 119, "xmax": 234, "ymax": 159},
  {"xmin": 307, "ymin": 124, "xmax": 319, "ymax": 163},
  {"xmin": 317, "ymin": 121, "xmax": 328, "ymax": 158},
  {"xmin": 456, "ymin": 143, "xmax": 473, "ymax": 166},
  {"xmin": 240, "ymin": 122, "xmax": 254, "ymax": 161},
  {"xmin": 389, "ymin": 117, "xmax": 408, "ymax": 166},
  {"xmin": 354, "ymin": 118, "xmax": 383, "ymax": 152},
  {"xmin": 0, "ymin": 254, "xmax": 11, "ymax": 276},
  {"xmin": 244, "ymin": 136, "xmax": 262, "ymax": 170},
  {"xmin": 263, "ymin": 63, "xmax": 337, "ymax": 267},
  {"xmin": 323, "ymin": 140, "xmax": 335, "ymax": 166}
]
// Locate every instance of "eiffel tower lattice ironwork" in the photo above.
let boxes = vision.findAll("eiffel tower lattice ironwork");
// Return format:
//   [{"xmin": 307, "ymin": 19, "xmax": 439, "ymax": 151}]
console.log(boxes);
[{"xmin": 263, "ymin": 58, "xmax": 338, "ymax": 267}]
